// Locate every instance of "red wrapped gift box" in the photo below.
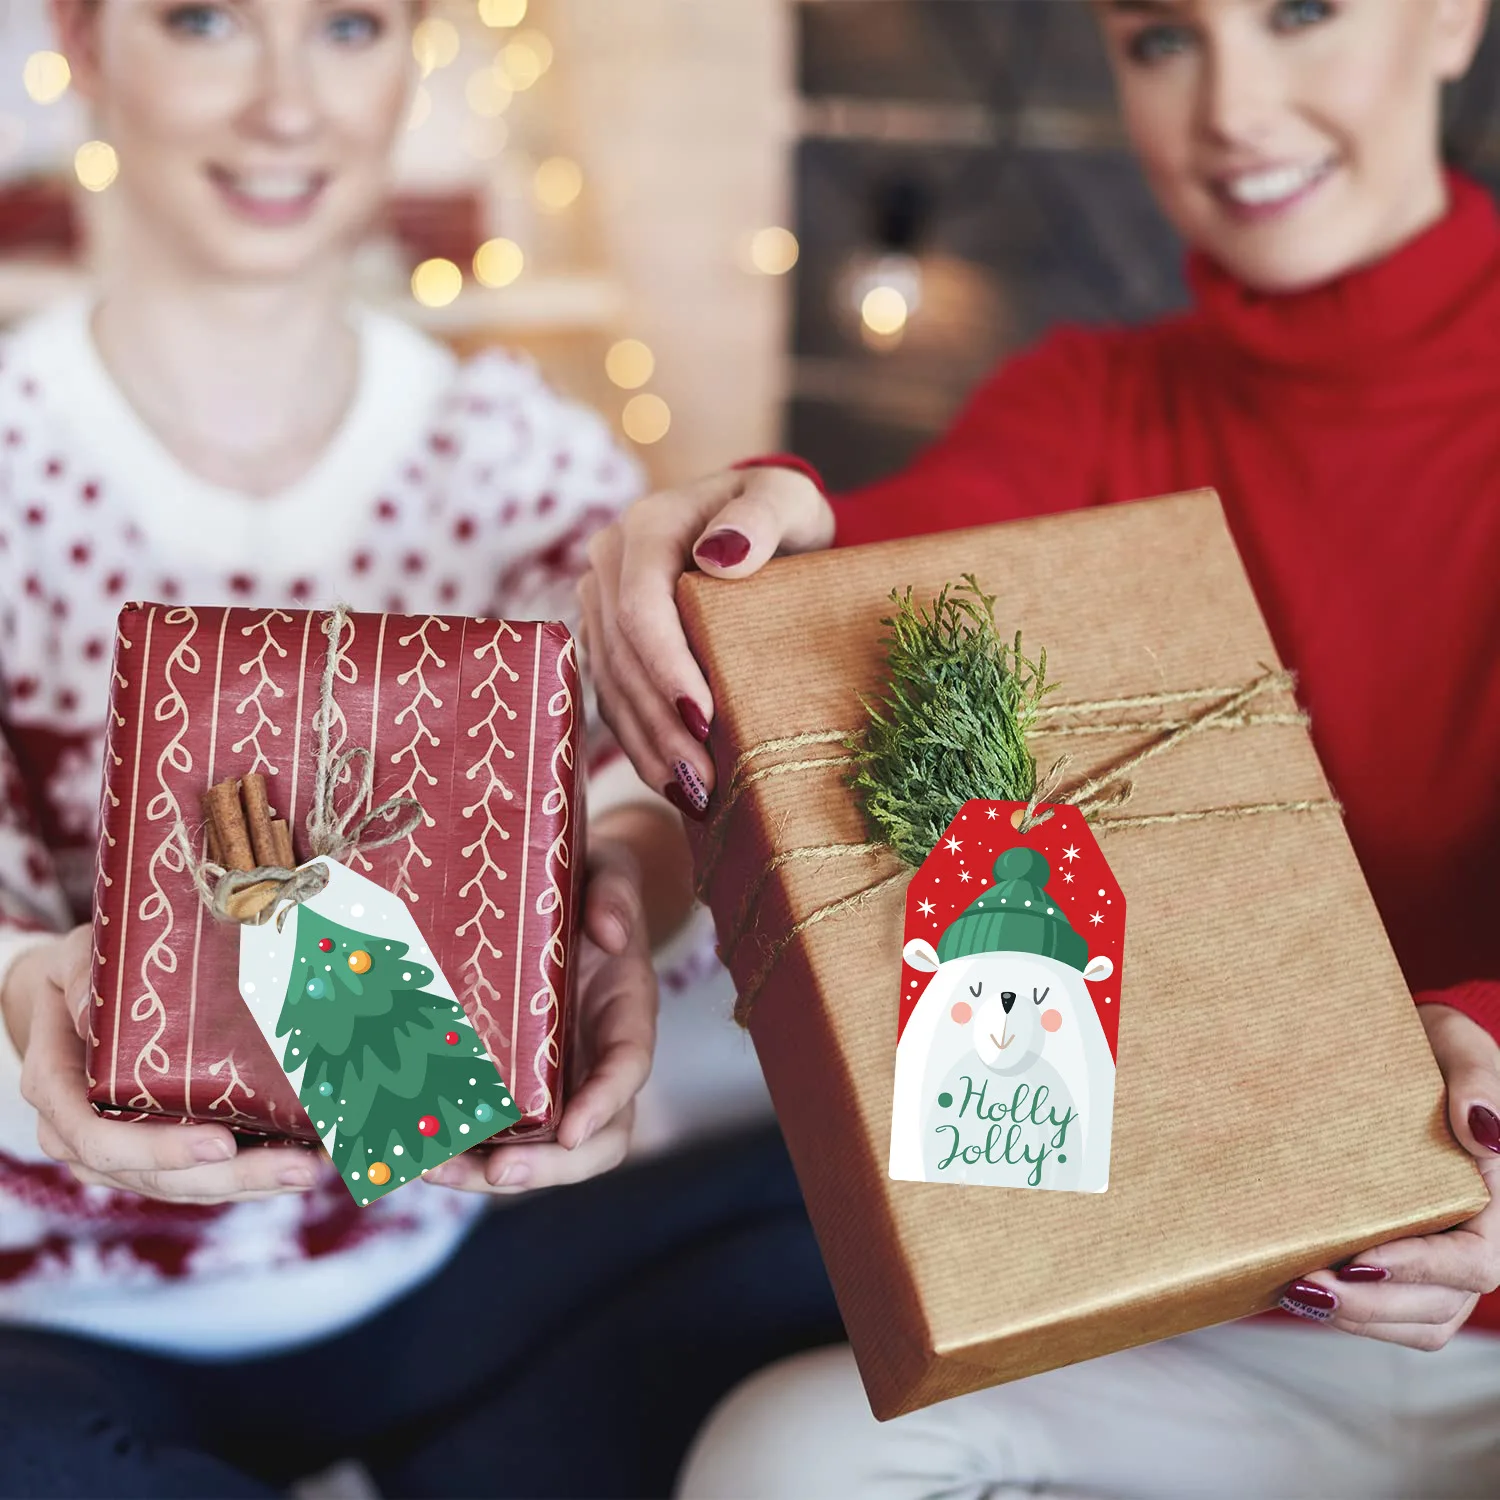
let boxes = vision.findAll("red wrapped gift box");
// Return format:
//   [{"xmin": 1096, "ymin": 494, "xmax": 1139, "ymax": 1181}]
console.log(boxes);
[{"xmin": 87, "ymin": 603, "xmax": 584, "ymax": 1142}]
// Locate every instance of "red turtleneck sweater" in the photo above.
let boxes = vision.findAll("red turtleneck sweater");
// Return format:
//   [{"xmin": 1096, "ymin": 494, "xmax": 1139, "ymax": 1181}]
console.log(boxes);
[{"xmin": 828, "ymin": 173, "xmax": 1500, "ymax": 1325}]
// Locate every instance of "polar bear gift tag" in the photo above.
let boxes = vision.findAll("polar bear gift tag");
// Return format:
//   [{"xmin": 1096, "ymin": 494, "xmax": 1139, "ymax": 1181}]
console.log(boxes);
[{"xmin": 889, "ymin": 801, "xmax": 1124, "ymax": 1193}]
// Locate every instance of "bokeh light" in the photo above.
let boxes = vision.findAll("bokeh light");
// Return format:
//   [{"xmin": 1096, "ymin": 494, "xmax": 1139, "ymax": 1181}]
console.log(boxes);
[
  {"xmin": 534, "ymin": 157, "xmax": 582, "ymax": 212},
  {"xmin": 512, "ymin": 30, "xmax": 554, "ymax": 72},
  {"xmin": 412, "ymin": 17, "xmax": 460, "ymax": 74},
  {"xmin": 860, "ymin": 285, "xmax": 909, "ymax": 336},
  {"xmin": 622, "ymin": 394, "xmax": 671, "ymax": 446},
  {"xmin": 479, "ymin": 0, "xmax": 528, "ymax": 25},
  {"xmin": 465, "ymin": 67, "xmax": 513, "ymax": 117},
  {"xmin": 749, "ymin": 226, "xmax": 799, "ymax": 275},
  {"xmin": 22, "ymin": 51, "xmax": 70, "ymax": 105},
  {"xmin": 473, "ymin": 238, "xmax": 524, "ymax": 289},
  {"xmin": 411, "ymin": 258, "xmax": 464, "ymax": 308},
  {"xmin": 500, "ymin": 37, "xmax": 547, "ymax": 90},
  {"xmin": 605, "ymin": 339, "xmax": 655, "ymax": 390},
  {"xmin": 74, "ymin": 141, "xmax": 119, "ymax": 193}
]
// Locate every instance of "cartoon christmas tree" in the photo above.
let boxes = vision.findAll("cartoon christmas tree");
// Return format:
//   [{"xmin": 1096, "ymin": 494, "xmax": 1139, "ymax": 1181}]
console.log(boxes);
[{"xmin": 275, "ymin": 908, "xmax": 520, "ymax": 1203}]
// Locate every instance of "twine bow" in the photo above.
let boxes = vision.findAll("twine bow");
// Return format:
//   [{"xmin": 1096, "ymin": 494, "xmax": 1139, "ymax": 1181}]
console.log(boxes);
[{"xmin": 173, "ymin": 605, "xmax": 426, "ymax": 927}]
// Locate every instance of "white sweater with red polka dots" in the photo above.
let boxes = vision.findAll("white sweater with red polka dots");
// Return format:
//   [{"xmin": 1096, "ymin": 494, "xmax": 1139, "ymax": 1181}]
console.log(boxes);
[{"xmin": 0, "ymin": 296, "xmax": 665, "ymax": 1357}]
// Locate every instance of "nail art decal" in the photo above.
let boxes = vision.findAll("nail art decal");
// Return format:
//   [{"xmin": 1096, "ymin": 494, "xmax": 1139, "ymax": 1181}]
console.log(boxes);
[
  {"xmin": 1279, "ymin": 1280, "xmax": 1338, "ymax": 1321},
  {"xmin": 673, "ymin": 759, "xmax": 709, "ymax": 813}
]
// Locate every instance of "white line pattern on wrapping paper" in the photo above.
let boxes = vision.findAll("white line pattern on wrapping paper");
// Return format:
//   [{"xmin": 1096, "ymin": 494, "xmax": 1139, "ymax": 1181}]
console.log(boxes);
[
  {"xmin": 88, "ymin": 655, "xmax": 129, "ymax": 1047},
  {"xmin": 131, "ymin": 608, "xmax": 202, "ymax": 1112},
  {"xmin": 385, "ymin": 616, "xmax": 447, "ymax": 900},
  {"xmin": 455, "ymin": 620, "xmax": 522, "ymax": 1041},
  {"xmin": 231, "ymin": 611, "xmax": 294, "ymax": 776},
  {"xmin": 524, "ymin": 637, "xmax": 575, "ymax": 1121},
  {"xmin": 205, "ymin": 1053, "xmax": 256, "ymax": 1121}
]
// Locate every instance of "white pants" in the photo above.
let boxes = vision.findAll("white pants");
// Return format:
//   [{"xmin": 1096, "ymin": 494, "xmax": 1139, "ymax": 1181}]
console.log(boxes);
[{"xmin": 677, "ymin": 1324, "xmax": 1500, "ymax": 1499}]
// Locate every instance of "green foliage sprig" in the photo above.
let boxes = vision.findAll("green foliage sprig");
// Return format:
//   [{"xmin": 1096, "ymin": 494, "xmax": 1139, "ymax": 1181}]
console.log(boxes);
[{"xmin": 848, "ymin": 575, "xmax": 1052, "ymax": 866}]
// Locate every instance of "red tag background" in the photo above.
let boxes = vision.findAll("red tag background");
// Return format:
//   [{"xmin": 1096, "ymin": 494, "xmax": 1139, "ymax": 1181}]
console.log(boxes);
[{"xmin": 899, "ymin": 800, "xmax": 1125, "ymax": 1058}]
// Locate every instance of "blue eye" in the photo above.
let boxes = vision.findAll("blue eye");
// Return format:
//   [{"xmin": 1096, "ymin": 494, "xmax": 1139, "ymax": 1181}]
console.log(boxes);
[
  {"xmin": 1126, "ymin": 24, "xmax": 1194, "ymax": 64},
  {"xmin": 163, "ymin": 3, "xmax": 236, "ymax": 40},
  {"xmin": 1271, "ymin": 0, "xmax": 1335, "ymax": 31},
  {"xmin": 324, "ymin": 9, "xmax": 383, "ymax": 46}
]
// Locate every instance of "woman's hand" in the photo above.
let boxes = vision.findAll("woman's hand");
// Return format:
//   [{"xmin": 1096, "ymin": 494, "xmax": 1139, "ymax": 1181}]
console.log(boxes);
[
  {"xmin": 578, "ymin": 465, "xmax": 834, "ymax": 810},
  {"xmin": 422, "ymin": 835, "xmax": 658, "ymax": 1195},
  {"xmin": 1280, "ymin": 1003, "xmax": 1500, "ymax": 1346},
  {"xmin": 6, "ymin": 926, "xmax": 324, "ymax": 1203}
]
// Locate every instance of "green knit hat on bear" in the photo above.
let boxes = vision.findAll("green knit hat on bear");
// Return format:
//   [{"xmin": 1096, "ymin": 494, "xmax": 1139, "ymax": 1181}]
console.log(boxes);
[{"xmin": 935, "ymin": 846, "xmax": 1087, "ymax": 971}]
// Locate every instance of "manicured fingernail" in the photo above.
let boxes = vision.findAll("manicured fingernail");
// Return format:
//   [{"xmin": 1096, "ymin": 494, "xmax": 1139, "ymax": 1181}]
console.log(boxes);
[
  {"xmin": 1469, "ymin": 1105, "xmax": 1500, "ymax": 1153},
  {"xmin": 664, "ymin": 780, "xmax": 707, "ymax": 823},
  {"xmin": 694, "ymin": 529, "xmax": 751, "ymax": 570},
  {"xmin": 195, "ymin": 1139, "xmax": 234, "ymax": 1163},
  {"xmin": 676, "ymin": 695, "xmax": 711, "ymax": 743},
  {"xmin": 575, "ymin": 1117, "xmax": 599, "ymax": 1146},
  {"xmin": 1280, "ymin": 1280, "xmax": 1338, "ymax": 1320},
  {"xmin": 423, "ymin": 1165, "xmax": 458, "ymax": 1185},
  {"xmin": 673, "ymin": 759, "xmax": 709, "ymax": 813},
  {"xmin": 494, "ymin": 1162, "xmax": 531, "ymax": 1187},
  {"xmin": 279, "ymin": 1168, "xmax": 316, "ymax": 1188},
  {"xmin": 1336, "ymin": 1264, "xmax": 1390, "ymax": 1283}
]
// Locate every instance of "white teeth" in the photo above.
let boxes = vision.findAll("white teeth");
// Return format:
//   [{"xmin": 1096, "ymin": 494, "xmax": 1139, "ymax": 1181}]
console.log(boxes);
[
  {"xmin": 226, "ymin": 174, "xmax": 318, "ymax": 203},
  {"xmin": 1222, "ymin": 161, "xmax": 1327, "ymax": 207}
]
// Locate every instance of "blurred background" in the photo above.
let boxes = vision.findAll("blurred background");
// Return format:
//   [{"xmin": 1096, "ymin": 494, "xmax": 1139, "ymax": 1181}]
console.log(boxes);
[{"xmin": 1, "ymin": 0, "xmax": 1497, "ymax": 492}]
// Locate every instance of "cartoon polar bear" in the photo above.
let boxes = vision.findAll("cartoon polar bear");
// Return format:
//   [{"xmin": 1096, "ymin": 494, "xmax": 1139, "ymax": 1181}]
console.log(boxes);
[{"xmin": 889, "ymin": 846, "xmax": 1116, "ymax": 1193}]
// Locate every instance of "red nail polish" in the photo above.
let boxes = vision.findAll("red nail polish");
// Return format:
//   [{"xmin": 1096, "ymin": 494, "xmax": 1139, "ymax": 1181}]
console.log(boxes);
[
  {"xmin": 694, "ymin": 529, "xmax": 751, "ymax": 569},
  {"xmin": 676, "ymin": 695, "xmax": 711, "ymax": 744},
  {"xmin": 1281, "ymin": 1280, "xmax": 1338, "ymax": 1320},
  {"xmin": 664, "ymin": 781, "xmax": 707, "ymax": 823},
  {"xmin": 1470, "ymin": 1105, "xmax": 1500, "ymax": 1153},
  {"xmin": 1336, "ymin": 1264, "xmax": 1390, "ymax": 1283}
]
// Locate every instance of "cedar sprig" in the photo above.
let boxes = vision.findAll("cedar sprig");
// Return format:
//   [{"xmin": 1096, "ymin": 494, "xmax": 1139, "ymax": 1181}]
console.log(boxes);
[{"xmin": 848, "ymin": 575, "xmax": 1052, "ymax": 866}]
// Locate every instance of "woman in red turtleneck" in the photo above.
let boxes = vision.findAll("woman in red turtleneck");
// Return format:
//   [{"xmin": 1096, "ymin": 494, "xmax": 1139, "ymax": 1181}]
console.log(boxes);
[{"xmin": 586, "ymin": 0, "xmax": 1500, "ymax": 1492}]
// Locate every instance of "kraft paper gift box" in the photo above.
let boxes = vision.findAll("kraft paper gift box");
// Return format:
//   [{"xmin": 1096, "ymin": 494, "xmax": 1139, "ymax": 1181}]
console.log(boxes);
[
  {"xmin": 87, "ymin": 604, "xmax": 584, "ymax": 1144},
  {"xmin": 677, "ymin": 489, "xmax": 1487, "ymax": 1420}
]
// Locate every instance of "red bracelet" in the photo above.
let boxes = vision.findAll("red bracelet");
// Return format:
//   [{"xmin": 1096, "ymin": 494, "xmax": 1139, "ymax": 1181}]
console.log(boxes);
[{"xmin": 732, "ymin": 453, "xmax": 827, "ymax": 495}]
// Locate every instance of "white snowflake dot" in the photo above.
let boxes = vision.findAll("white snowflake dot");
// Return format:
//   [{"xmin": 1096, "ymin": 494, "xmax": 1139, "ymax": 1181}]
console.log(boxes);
[
  {"xmin": 402, "ymin": 972, "xmax": 412, "ymax": 981},
  {"xmin": 352, "ymin": 1171, "xmax": 361, "ymax": 1180},
  {"xmin": 350, "ymin": 904, "xmax": 364, "ymax": 918},
  {"xmin": 459, "ymin": 1123, "xmax": 470, "ymax": 1134},
  {"xmin": 243, "ymin": 981, "xmax": 256, "ymax": 995},
  {"xmin": 393, "ymin": 1145, "xmax": 404, "ymax": 1156},
  {"xmin": 291, "ymin": 1048, "xmax": 300, "ymax": 1056}
]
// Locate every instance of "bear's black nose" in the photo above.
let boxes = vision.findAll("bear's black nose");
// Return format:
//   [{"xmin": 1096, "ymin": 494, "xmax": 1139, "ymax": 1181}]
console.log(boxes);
[{"xmin": 1000, "ymin": 991, "xmax": 1016, "ymax": 1014}]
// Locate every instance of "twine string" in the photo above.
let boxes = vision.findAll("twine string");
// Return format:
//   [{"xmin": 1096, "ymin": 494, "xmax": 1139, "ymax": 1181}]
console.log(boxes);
[
  {"xmin": 718, "ymin": 668, "xmax": 1340, "ymax": 1024},
  {"xmin": 171, "ymin": 604, "xmax": 426, "ymax": 927}
]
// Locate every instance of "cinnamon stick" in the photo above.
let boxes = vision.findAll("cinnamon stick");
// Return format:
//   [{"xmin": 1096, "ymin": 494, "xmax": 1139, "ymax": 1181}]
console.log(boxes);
[
  {"xmin": 200, "ymin": 793, "xmax": 226, "ymax": 867},
  {"xmin": 240, "ymin": 773, "xmax": 279, "ymax": 869},
  {"xmin": 204, "ymin": 780, "xmax": 254, "ymax": 873},
  {"xmin": 271, "ymin": 819, "xmax": 295, "ymax": 870}
]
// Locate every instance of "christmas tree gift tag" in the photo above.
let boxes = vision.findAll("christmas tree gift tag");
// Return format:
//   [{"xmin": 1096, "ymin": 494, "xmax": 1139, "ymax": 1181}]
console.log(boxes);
[
  {"xmin": 239, "ymin": 857, "xmax": 521, "ymax": 1205},
  {"xmin": 889, "ymin": 801, "xmax": 1124, "ymax": 1193}
]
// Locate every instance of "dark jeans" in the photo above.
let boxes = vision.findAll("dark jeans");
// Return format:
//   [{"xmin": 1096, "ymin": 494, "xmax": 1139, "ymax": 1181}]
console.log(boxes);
[{"xmin": 0, "ymin": 1128, "xmax": 842, "ymax": 1499}]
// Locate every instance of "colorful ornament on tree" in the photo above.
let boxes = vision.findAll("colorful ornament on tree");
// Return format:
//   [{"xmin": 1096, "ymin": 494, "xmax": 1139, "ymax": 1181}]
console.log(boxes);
[{"xmin": 239, "ymin": 857, "xmax": 522, "ymax": 1205}]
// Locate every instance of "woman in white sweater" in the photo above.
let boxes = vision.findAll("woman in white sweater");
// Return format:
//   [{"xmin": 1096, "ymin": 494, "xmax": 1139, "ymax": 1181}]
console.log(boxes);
[{"xmin": 0, "ymin": 3, "xmax": 829, "ymax": 1494}]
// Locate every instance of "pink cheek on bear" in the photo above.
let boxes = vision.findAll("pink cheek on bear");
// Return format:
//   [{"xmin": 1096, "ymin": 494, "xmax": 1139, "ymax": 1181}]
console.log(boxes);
[
  {"xmin": 950, "ymin": 1001, "xmax": 973, "ymax": 1025},
  {"xmin": 1041, "ymin": 1009, "xmax": 1063, "ymax": 1033}
]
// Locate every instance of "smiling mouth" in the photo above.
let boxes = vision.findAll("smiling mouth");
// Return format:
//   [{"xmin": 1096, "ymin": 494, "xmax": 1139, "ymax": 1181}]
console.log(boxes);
[
  {"xmin": 1211, "ymin": 157, "xmax": 1337, "ymax": 218},
  {"xmin": 989, "ymin": 1032, "xmax": 1013, "ymax": 1052},
  {"xmin": 207, "ymin": 166, "xmax": 329, "ymax": 225}
]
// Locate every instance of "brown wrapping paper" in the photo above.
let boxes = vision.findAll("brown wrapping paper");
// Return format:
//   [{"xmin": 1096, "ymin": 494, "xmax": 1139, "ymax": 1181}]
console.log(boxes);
[{"xmin": 678, "ymin": 490, "xmax": 1486, "ymax": 1420}]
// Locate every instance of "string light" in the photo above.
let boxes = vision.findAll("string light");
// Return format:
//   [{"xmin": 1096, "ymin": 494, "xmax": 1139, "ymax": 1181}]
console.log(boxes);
[
  {"xmin": 473, "ymin": 238, "xmax": 524, "ymax": 288},
  {"xmin": 750, "ymin": 226, "xmax": 799, "ymax": 276},
  {"xmin": 534, "ymin": 156, "xmax": 582, "ymax": 212},
  {"xmin": 412, "ymin": 17, "xmax": 460, "ymax": 75},
  {"xmin": 22, "ymin": 51, "xmax": 70, "ymax": 104},
  {"xmin": 478, "ymin": 0, "xmax": 527, "ymax": 25},
  {"xmin": 465, "ymin": 67, "xmax": 513, "ymax": 117},
  {"xmin": 622, "ymin": 394, "xmax": 671, "ymax": 446},
  {"xmin": 406, "ymin": 86, "xmax": 432, "ymax": 132},
  {"xmin": 411, "ymin": 258, "xmax": 464, "ymax": 308},
  {"xmin": 74, "ymin": 140, "xmax": 118, "ymax": 193},
  {"xmin": 860, "ymin": 285, "xmax": 909, "ymax": 337},
  {"xmin": 605, "ymin": 340, "xmax": 654, "ymax": 390}
]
